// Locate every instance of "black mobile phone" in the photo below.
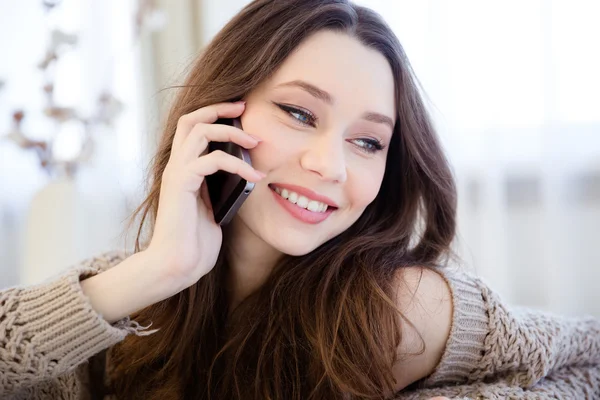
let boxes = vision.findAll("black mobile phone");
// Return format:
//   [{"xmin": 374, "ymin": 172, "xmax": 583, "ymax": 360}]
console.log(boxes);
[{"xmin": 205, "ymin": 118, "xmax": 255, "ymax": 225}]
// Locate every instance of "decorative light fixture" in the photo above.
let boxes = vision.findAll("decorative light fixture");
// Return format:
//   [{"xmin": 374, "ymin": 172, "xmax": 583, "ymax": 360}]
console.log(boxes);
[{"xmin": 1, "ymin": 0, "xmax": 161, "ymax": 178}]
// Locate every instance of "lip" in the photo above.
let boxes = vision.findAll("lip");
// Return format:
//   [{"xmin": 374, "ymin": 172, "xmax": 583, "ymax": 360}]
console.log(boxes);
[
  {"xmin": 270, "ymin": 187, "xmax": 335, "ymax": 224},
  {"xmin": 268, "ymin": 183, "xmax": 339, "ymax": 208}
]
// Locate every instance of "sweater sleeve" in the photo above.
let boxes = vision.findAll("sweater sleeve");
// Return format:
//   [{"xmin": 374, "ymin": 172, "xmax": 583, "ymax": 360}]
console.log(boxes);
[
  {"xmin": 397, "ymin": 364, "xmax": 600, "ymax": 399},
  {"xmin": 402, "ymin": 267, "xmax": 600, "ymax": 395},
  {"xmin": 0, "ymin": 251, "xmax": 157, "ymax": 397}
]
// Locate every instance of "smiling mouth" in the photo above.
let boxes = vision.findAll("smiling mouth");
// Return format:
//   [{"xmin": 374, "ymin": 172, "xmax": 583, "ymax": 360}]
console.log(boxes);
[{"xmin": 269, "ymin": 184, "xmax": 335, "ymax": 213}]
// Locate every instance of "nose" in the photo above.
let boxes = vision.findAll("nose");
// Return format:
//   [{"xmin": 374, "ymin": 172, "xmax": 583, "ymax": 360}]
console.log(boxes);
[{"xmin": 299, "ymin": 134, "xmax": 347, "ymax": 183}]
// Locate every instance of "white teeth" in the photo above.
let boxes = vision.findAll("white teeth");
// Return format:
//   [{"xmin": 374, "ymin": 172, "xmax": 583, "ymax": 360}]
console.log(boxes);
[
  {"xmin": 307, "ymin": 200, "xmax": 320, "ymax": 212},
  {"xmin": 296, "ymin": 195, "xmax": 309, "ymax": 208},
  {"xmin": 272, "ymin": 186, "xmax": 329, "ymax": 213},
  {"xmin": 288, "ymin": 191, "xmax": 298, "ymax": 203}
]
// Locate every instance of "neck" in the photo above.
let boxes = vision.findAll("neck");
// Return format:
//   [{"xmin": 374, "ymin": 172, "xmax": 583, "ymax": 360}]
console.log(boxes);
[{"xmin": 225, "ymin": 218, "xmax": 282, "ymax": 309}]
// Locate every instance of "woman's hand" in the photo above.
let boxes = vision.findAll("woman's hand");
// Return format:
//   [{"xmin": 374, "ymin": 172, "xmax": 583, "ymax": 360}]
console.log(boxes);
[
  {"xmin": 82, "ymin": 102, "xmax": 265, "ymax": 323},
  {"xmin": 146, "ymin": 101, "xmax": 264, "ymax": 292}
]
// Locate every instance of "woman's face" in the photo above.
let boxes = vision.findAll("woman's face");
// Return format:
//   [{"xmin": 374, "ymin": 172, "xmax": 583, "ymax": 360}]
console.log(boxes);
[{"xmin": 234, "ymin": 30, "xmax": 396, "ymax": 256}]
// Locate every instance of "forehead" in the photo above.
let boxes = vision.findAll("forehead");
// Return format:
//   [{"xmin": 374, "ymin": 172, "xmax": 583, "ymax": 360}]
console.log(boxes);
[{"xmin": 265, "ymin": 30, "xmax": 396, "ymax": 117}]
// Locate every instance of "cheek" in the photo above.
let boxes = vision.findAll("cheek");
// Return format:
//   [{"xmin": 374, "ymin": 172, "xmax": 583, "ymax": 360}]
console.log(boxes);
[
  {"xmin": 241, "ymin": 106, "xmax": 299, "ymax": 171},
  {"xmin": 247, "ymin": 139, "xmax": 294, "ymax": 173},
  {"xmin": 347, "ymin": 162, "xmax": 386, "ymax": 209}
]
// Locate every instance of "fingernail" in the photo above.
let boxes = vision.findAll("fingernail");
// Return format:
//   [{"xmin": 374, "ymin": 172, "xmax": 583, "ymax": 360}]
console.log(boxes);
[
  {"xmin": 235, "ymin": 100, "xmax": 246, "ymax": 105},
  {"xmin": 248, "ymin": 134, "xmax": 262, "ymax": 142},
  {"xmin": 255, "ymin": 170, "xmax": 267, "ymax": 178}
]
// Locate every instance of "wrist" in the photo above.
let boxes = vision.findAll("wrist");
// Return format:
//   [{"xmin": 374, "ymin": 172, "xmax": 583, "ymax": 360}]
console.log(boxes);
[
  {"xmin": 130, "ymin": 249, "xmax": 185, "ymax": 303},
  {"xmin": 81, "ymin": 250, "xmax": 178, "ymax": 323},
  {"xmin": 136, "ymin": 248, "xmax": 184, "ymax": 295}
]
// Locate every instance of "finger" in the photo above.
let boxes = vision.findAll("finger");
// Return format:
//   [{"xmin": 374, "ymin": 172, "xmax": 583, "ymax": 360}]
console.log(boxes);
[
  {"xmin": 172, "ymin": 101, "xmax": 246, "ymax": 153},
  {"xmin": 199, "ymin": 181, "xmax": 212, "ymax": 210},
  {"xmin": 189, "ymin": 150, "xmax": 266, "ymax": 183},
  {"xmin": 180, "ymin": 121, "xmax": 260, "ymax": 163}
]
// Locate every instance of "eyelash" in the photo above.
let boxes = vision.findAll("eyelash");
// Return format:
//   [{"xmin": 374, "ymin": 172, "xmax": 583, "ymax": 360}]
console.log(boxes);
[
  {"xmin": 274, "ymin": 102, "xmax": 385, "ymax": 154},
  {"xmin": 277, "ymin": 103, "xmax": 317, "ymax": 127}
]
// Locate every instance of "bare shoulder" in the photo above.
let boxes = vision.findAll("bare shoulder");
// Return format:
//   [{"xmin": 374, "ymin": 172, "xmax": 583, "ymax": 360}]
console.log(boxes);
[{"xmin": 391, "ymin": 266, "xmax": 453, "ymax": 392}]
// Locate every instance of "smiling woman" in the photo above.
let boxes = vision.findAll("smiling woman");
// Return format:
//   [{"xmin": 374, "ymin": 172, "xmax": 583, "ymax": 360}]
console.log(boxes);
[{"xmin": 1, "ymin": 0, "xmax": 600, "ymax": 399}]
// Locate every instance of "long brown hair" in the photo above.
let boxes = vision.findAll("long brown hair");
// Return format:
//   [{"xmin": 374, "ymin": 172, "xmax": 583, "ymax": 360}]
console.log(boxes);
[{"xmin": 108, "ymin": 0, "xmax": 457, "ymax": 398}]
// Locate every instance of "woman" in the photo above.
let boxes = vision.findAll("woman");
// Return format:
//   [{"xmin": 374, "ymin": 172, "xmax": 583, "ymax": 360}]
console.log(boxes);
[{"xmin": 1, "ymin": 1, "xmax": 599, "ymax": 399}]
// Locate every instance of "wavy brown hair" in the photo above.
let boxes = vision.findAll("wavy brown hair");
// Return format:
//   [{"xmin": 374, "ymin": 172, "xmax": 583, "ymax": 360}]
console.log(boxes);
[{"xmin": 107, "ymin": 0, "xmax": 457, "ymax": 399}]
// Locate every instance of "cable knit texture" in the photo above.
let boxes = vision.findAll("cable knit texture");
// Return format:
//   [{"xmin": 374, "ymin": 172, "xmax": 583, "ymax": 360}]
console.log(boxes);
[
  {"xmin": 1, "ymin": 253, "xmax": 599, "ymax": 399},
  {"xmin": 0, "ymin": 251, "xmax": 155, "ymax": 399}
]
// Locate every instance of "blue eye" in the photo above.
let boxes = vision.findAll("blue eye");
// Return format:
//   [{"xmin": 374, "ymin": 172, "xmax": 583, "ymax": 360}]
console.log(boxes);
[
  {"xmin": 276, "ymin": 103, "xmax": 317, "ymax": 127},
  {"xmin": 354, "ymin": 138, "xmax": 384, "ymax": 154},
  {"xmin": 291, "ymin": 110, "xmax": 311, "ymax": 124}
]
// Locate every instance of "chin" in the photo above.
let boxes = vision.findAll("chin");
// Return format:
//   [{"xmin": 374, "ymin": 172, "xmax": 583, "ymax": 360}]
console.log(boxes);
[{"xmin": 263, "ymin": 229, "xmax": 325, "ymax": 257}]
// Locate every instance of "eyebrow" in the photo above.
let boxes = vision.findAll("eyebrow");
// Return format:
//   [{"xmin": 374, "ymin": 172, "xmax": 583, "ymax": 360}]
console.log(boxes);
[
  {"xmin": 362, "ymin": 112, "xmax": 395, "ymax": 130},
  {"xmin": 275, "ymin": 79, "xmax": 395, "ymax": 130}
]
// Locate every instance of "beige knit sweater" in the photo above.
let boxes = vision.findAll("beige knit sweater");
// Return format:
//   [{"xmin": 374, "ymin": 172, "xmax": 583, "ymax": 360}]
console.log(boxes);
[{"xmin": 1, "ymin": 252, "xmax": 599, "ymax": 399}]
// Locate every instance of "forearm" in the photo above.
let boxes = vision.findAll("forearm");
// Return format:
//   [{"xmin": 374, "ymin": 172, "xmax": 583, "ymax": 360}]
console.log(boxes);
[
  {"xmin": 396, "ymin": 364, "xmax": 600, "ymax": 400},
  {"xmin": 0, "ymin": 252, "xmax": 157, "ymax": 396},
  {"xmin": 80, "ymin": 250, "xmax": 177, "ymax": 323},
  {"xmin": 468, "ymin": 303, "xmax": 600, "ymax": 387},
  {"xmin": 517, "ymin": 308, "xmax": 600, "ymax": 369}
]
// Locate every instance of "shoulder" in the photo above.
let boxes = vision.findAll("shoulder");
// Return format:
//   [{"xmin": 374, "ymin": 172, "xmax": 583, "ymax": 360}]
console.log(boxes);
[{"xmin": 390, "ymin": 266, "xmax": 453, "ymax": 392}]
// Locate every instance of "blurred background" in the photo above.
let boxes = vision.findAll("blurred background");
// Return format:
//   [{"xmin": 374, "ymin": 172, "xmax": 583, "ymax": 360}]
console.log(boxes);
[{"xmin": 1, "ymin": 0, "xmax": 598, "ymax": 317}]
